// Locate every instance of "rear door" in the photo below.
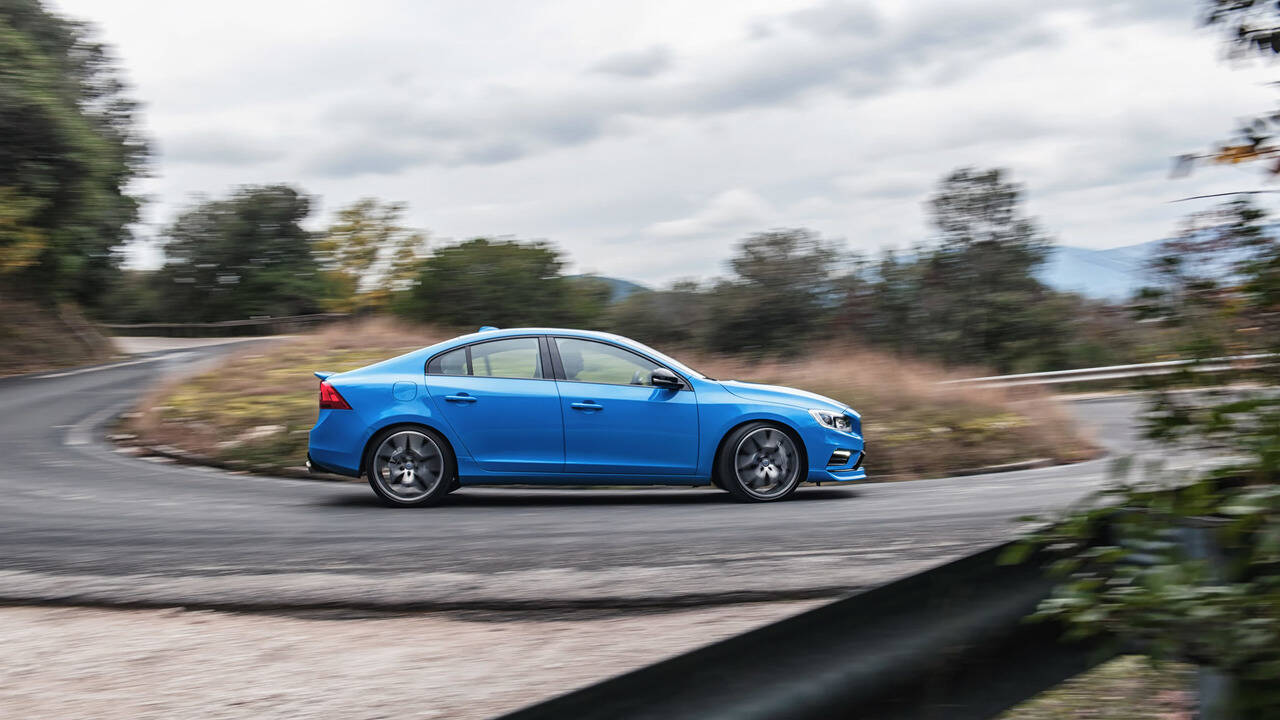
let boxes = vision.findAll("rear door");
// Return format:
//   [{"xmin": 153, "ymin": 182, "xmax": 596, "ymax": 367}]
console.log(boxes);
[
  {"xmin": 425, "ymin": 336, "xmax": 564, "ymax": 473},
  {"xmin": 553, "ymin": 337, "xmax": 698, "ymax": 475}
]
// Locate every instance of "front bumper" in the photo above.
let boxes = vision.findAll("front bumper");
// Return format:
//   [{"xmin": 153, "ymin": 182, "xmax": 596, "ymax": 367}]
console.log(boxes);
[
  {"xmin": 802, "ymin": 423, "xmax": 866, "ymax": 483},
  {"xmin": 809, "ymin": 461, "xmax": 867, "ymax": 483}
]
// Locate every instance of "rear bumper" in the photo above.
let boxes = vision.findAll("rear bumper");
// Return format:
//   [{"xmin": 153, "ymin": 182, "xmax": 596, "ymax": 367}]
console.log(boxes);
[
  {"xmin": 307, "ymin": 452, "xmax": 360, "ymax": 478},
  {"xmin": 307, "ymin": 407, "xmax": 366, "ymax": 477}
]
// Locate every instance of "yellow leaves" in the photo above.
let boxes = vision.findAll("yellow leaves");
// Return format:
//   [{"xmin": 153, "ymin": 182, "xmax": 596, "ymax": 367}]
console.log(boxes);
[
  {"xmin": 0, "ymin": 187, "xmax": 48, "ymax": 273},
  {"xmin": 1212, "ymin": 144, "xmax": 1277, "ymax": 165}
]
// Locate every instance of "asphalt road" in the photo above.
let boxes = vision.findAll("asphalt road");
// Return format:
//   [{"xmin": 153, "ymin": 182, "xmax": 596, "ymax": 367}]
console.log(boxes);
[{"xmin": 0, "ymin": 344, "xmax": 1185, "ymax": 611}]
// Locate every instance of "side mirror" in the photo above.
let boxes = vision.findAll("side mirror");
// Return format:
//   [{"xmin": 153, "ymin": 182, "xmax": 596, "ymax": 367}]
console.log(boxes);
[{"xmin": 651, "ymin": 367, "xmax": 682, "ymax": 390}]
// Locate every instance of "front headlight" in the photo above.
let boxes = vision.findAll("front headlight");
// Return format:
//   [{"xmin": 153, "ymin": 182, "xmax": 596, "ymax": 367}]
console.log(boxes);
[{"xmin": 809, "ymin": 408, "xmax": 853, "ymax": 433}]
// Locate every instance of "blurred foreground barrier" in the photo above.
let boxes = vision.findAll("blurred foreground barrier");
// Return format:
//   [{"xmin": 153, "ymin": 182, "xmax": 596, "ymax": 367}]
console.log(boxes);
[
  {"xmin": 103, "ymin": 313, "xmax": 349, "ymax": 337},
  {"xmin": 941, "ymin": 353, "xmax": 1275, "ymax": 388},
  {"xmin": 496, "ymin": 542, "xmax": 1110, "ymax": 720}
]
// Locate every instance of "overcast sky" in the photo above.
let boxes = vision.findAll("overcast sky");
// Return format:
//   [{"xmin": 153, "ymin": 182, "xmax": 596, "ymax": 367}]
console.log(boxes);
[{"xmin": 52, "ymin": 0, "xmax": 1279, "ymax": 284}]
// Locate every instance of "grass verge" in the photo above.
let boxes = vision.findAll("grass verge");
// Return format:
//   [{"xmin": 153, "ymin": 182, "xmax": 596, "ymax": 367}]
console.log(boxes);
[{"xmin": 121, "ymin": 318, "xmax": 1098, "ymax": 479}]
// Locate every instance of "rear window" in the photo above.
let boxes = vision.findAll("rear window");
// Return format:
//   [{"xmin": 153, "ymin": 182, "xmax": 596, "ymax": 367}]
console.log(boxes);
[
  {"xmin": 427, "ymin": 347, "xmax": 468, "ymax": 375},
  {"xmin": 426, "ymin": 337, "xmax": 543, "ymax": 379}
]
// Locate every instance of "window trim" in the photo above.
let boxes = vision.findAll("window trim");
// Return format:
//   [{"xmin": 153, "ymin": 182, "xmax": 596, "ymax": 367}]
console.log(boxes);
[
  {"xmin": 424, "ymin": 335, "xmax": 555, "ymax": 382},
  {"xmin": 548, "ymin": 336, "xmax": 691, "ymax": 391}
]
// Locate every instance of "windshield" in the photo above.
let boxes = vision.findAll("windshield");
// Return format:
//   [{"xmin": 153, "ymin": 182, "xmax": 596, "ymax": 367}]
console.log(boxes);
[{"xmin": 623, "ymin": 339, "xmax": 713, "ymax": 381}]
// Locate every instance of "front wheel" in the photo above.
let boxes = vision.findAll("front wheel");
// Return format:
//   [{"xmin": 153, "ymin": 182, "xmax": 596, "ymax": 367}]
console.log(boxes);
[
  {"xmin": 716, "ymin": 423, "xmax": 804, "ymax": 502},
  {"xmin": 365, "ymin": 427, "xmax": 456, "ymax": 507}
]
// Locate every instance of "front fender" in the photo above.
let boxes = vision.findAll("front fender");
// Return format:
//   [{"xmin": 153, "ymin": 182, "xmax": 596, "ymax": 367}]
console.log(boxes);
[{"xmin": 696, "ymin": 401, "xmax": 815, "ymax": 478}]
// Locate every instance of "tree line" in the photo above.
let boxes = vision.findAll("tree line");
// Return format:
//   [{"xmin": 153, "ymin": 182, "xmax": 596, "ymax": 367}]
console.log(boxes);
[{"xmin": 96, "ymin": 168, "xmax": 1141, "ymax": 374}]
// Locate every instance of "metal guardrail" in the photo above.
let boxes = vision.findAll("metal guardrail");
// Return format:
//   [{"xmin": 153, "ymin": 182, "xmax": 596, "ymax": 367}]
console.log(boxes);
[
  {"xmin": 941, "ymin": 353, "xmax": 1275, "ymax": 388},
  {"xmin": 497, "ymin": 542, "xmax": 1110, "ymax": 720},
  {"xmin": 102, "ymin": 313, "xmax": 349, "ymax": 337}
]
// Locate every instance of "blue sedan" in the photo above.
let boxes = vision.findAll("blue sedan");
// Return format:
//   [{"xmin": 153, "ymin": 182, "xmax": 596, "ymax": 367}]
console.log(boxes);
[{"xmin": 307, "ymin": 327, "xmax": 866, "ymax": 506}]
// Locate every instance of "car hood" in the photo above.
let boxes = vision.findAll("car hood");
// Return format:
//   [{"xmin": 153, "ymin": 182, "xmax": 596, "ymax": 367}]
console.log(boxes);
[{"xmin": 718, "ymin": 380, "xmax": 856, "ymax": 416}]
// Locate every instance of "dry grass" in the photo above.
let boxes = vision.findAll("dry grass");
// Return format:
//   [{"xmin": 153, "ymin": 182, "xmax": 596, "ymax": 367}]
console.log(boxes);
[
  {"xmin": 693, "ymin": 347, "xmax": 1095, "ymax": 478},
  {"xmin": 126, "ymin": 318, "xmax": 443, "ymax": 471},
  {"xmin": 0, "ymin": 299, "xmax": 117, "ymax": 377},
  {"xmin": 125, "ymin": 319, "xmax": 1097, "ymax": 478}
]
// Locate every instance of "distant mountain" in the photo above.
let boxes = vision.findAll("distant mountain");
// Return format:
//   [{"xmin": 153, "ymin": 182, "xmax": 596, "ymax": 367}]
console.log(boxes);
[
  {"xmin": 1036, "ymin": 242, "xmax": 1158, "ymax": 301},
  {"xmin": 1039, "ymin": 234, "xmax": 1260, "ymax": 301},
  {"xmin": 568, "ymin": 274, "xmax": 650, "ymax": 303}
]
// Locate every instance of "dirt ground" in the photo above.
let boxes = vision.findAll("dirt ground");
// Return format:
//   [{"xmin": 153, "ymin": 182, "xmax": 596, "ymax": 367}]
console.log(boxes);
[{"xmin": 0, "ymin": 602, "xmax": 820, "ymax": 720}]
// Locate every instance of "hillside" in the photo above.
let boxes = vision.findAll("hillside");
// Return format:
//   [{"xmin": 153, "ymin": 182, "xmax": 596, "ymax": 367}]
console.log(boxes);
[{"xmin": 0, "ymin": 300, "xmax": 118, "ymax": 376}]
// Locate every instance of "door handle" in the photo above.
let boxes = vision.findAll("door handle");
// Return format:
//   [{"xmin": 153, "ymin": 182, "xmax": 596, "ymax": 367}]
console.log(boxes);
[
  {"xmin": 444, "ymin": 394, "xmax": 478, "ymax": 403},
  {"xmin": 570, "ymin": 401, "xmax": 602, "ymax": 411}
]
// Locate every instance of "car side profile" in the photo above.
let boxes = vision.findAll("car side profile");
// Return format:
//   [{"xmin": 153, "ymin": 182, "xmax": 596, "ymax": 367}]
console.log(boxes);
[{"xmin": 307, "ymin": 327, "xmax": 865, "ymax": 506}]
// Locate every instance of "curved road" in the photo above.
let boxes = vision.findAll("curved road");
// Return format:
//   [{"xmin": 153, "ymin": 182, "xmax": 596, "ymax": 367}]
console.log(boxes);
[{"xmin": 0, "ymin": 343, "xmax": 1175, "ymax": 611}]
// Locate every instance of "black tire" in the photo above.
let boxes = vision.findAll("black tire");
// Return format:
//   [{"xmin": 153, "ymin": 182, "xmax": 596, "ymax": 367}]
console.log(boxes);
[
  {"xmin": 715, "ymin": 422, "xmax": 804, "ymax": 503},
  {"xmin": 364, "ymin": 425, "xmax": 457, "ymax": 507}
]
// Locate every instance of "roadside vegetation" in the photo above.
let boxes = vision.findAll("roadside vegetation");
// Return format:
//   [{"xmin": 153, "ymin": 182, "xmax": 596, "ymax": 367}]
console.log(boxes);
[
  {"xmin": 122, "ymin": 318, "xmax": 1095, "ymax": 480},
  {"xmin": 1007, "ymin": 5, "xmax": 1280, "ymax": 714},
  {"xmin": 999, "ymin": 655, "xmax": 1193, "ymax": 720},
  {"xmin": 0, "ymin": 299, "xmax": 116, "ymax": 376}
]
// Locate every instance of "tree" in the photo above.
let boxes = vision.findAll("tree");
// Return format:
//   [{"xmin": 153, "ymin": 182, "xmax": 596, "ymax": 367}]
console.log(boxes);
[
  {"xmin": 841, "ymin": 249, "xmax": 924, "ymax": 357},
  {"xmin": 1017, "ymin": 3, "xmax": 1280, "ymax": 709},
  {"xmin": 0, "ymin": 0, "xmax": 147, "ymax": 307},
  {"xmin": 607, "ymin": 280, "xmax": 711, "ymax": 349},
  {"xmin": 917, "ymin": 168, "xmax": 1057, "ymax": 371},
  {"xmin": 1134, "ymin": 198, "xmax": 1264, "ymax": 363},
  {"xmin": 314, "ymin": 198, "xmax": 428, "ymax": 311},
  {"xmin": 1174, "ymin": 2, "xmax": 1280, "ymax": 175},
  {"xmin": 708, "ymin": 229, "xmax": 837, "ymax": 353},
  {"xmin": 399, "ymin": 238, "xmax": 605, "ymax": 328},
  {"xmin": 157, "ymin": 186, "xmax": 322, "ymax": 322},
  {"xmin": 1025, "ymin": 197, "xmax": 1280, "ymax": 716},
  {"xmin": 834, "ymin": 169, "xmax": 1065, "ymax": 371}
]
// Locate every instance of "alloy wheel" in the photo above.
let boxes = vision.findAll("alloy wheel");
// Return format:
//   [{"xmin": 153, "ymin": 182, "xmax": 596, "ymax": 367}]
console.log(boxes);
[
  {"xmin": 370, "ymin": 430, "xmax": 446, "ymax": 503},
  {"xmin": 733, "ymin": 427, "xmax": 799, "ymax": 499}
]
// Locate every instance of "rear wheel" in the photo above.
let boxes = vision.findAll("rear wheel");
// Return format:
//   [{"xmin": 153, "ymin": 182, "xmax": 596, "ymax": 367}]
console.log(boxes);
[
  {"xmin": 365, "ymin": 427, "xmax": 456, "ymax": 507},
  {"xmin": 716, "ymin": 423, "xmax": 803, "ymax": 502}
]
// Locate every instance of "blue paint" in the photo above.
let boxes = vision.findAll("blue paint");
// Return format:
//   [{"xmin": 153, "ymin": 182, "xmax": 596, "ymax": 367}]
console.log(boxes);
[{"xmin": 307, "ymin": 328, "xmax": 866, "ymax": 496}]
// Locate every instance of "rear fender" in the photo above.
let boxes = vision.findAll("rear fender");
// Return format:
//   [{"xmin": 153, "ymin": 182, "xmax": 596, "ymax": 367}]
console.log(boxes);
[{"xmin": 359, "ymin": 414, "xmax": 467, "ymax": 475}]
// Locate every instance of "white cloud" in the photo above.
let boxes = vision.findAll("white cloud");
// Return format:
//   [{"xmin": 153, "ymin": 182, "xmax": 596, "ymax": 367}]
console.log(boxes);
[
  {"xmin": 49, "ymin": 0, "xmax": 1280, "ymax": 285},
  {"xmin": 649, "ymin": 189, "xmax": 776, "ymax": 237},
  {"xmin": 590, "ymin": 45, "xmax": 673, "ymax": 78}
]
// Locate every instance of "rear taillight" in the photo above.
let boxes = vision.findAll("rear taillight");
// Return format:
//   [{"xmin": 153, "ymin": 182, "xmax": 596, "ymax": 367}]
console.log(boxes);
[{"xmin": 319, "ymin": 381, "xmax": 352, "ymax": 410}]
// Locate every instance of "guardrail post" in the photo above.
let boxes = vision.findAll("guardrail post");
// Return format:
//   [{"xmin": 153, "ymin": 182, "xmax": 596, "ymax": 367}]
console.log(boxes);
[{"xmin": 1180, "ymin": 522, "xmax": 1242, "ymax": 720}]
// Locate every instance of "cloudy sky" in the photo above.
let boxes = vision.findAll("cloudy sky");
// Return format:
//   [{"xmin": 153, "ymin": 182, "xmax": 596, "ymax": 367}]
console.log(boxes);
[{"xmin": 52, "ymin": 0, "xmax": 1278, "ymax": 284}]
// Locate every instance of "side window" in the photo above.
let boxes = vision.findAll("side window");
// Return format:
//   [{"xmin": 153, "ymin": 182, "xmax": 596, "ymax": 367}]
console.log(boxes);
[
  {"xmin": 470, "ymin": 337, "xmax": 543, "ymax": 379},
  {"xmin": 556, "ymin": 338, "xmax": 666, "ymax": 386},
  {"xmin": 426, "ymin": 338, "xmax": 544, "ymax": 379},
  {"xmin": 427, "ymin": 347, "xmax": 468, "ymax": 375}
]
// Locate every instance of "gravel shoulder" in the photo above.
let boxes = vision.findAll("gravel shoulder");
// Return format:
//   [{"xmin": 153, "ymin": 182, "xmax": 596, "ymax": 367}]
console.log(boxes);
[{"xmin": 0, "ymin": 602, "xmax": 818, "ymax": 720}]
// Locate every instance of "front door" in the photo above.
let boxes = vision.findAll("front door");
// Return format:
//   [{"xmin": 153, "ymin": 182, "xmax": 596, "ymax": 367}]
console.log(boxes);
[
  {"xmin": 426, "ymin": 336, "xmax": 563, "ymax": 473},
  {"xmin": 553, "ymin": 337, "xmax": 698, "ymax": 475}
]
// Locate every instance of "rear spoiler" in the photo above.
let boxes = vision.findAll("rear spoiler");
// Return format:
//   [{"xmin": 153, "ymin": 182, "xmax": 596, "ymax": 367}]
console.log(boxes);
[{"xmin": 314, "ymin": 371, "xmax": 333, "ymax": 381}]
